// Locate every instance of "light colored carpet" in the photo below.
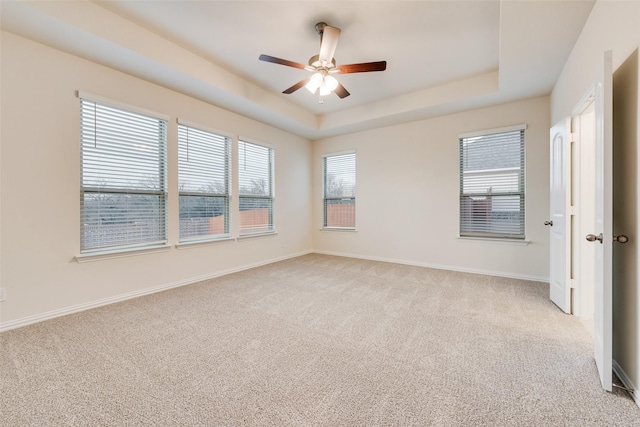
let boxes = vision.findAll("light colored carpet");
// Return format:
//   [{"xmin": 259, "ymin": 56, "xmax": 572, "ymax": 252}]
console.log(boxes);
[{"xmin": 1, "ymin": 254, "xmax": 638, "ymax": 426}]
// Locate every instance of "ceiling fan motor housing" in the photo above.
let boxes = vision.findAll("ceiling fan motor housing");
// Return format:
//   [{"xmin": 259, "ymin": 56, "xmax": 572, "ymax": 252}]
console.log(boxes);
[{"xmin": 308, "ymin": 54, "xmax": 336, "ymax": 69}]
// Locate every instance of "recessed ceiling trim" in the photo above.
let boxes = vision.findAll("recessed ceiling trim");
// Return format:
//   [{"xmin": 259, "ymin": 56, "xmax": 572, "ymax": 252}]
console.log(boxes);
[
  {"xmin": 1, "ymin": 0, "xmax": 595, "ymax": 140},
  {"xmin": 318, "ymin": 70, "xmax": 499, "ymax": 131}
]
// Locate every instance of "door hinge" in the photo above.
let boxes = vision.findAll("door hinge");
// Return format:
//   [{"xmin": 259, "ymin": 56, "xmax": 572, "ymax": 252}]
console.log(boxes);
[
  {"xmin": 569, "ymin": 279, "xmax": 576, "ymax": 289},
  {"xmin": 570, "ymin": 132, "xmax": 578, "ymax": 143},
  {"xmin": 569, "ymin": 206, "xmax": 577, "ymax": 215}
]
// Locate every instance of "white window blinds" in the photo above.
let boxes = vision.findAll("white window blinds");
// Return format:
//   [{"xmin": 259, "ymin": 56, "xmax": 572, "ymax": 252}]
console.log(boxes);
[
  {"xmin": 459, "ymin": 127, "xmax": 525, "ymax": 239},
  {"xmin": 238, "ymin": 140, "xmax": 274, "ymax": 235},
  {"xmin": 178, "ymin": 123, "xmax": 231, "ymax": 242},
  {"xmin": 323, "ymin": 152, "xmax": 356, "ymax": 229},
  {"xmin": 80, "ymin": 98, "xmax": 167, "ymax": 252}
]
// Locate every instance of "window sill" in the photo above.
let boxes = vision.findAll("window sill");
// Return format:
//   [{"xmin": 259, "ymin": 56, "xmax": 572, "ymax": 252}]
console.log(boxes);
[
  {"xmin": 175, "ymin": 236, "xmax": 235, "ymax": 250},
  {"xmin": 457, "ymin": 236, "xmax": 530, "ymax": 245},
  {"xmin": 74, "ymin": 244, "xmax": 172, "ymax": 263},
  {"xmin": 320, "ymin": 227, "xmax": 357, "ymax": 232},
  {"xmin": 238, "ymin": 231, "xmax": 277, "ymax": 240}
]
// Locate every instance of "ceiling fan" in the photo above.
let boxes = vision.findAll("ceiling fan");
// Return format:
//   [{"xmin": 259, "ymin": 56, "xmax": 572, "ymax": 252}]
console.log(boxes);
[{"xmin": 259, "ymin": 22, "xmax": 387, "ymax": 103}]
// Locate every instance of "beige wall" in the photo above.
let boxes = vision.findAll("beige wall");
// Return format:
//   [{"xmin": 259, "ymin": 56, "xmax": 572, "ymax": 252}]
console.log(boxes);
[
  {"xmin": 551, "ymin": 0, "xmax": 640, "ymax": 405},
  {"xmin": 0, "ymin": 32, "xmax": 313, "ymax": 328},
  {"xmin": 312, "ymin": 96, "xmax": 551, "ymax": 281},
  {"xmin": 551, "ymin": 1, "xmax": 640, "ymax": 124}
]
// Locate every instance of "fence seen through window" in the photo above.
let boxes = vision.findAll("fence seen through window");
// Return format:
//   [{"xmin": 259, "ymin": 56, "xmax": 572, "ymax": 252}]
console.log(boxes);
[{"xmin": 323, "ymin": 152, "xmax": 356, "ymax": 229}]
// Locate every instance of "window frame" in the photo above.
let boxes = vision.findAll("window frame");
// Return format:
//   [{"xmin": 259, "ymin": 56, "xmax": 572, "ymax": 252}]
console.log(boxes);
[
  {"xmin": 237, "ymin": 139, "xmax": 275, "ymax": 237},
  {"xmin": 177, "ymin": 120, "xmax": 232, "ymax": 243},
  {"xmin": 459, "ymin": 124, "xmax": 526, "ymax": 240},
  {"xmin": 322, "ymin": 150, "xmax": 356, "ymax": 230},
  {"xmin": 79, "ymin": 93, "xmax": 169, "ymax": 254}
]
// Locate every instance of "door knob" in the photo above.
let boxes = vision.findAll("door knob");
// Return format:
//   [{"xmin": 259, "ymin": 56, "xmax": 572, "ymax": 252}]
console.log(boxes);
[
  {"xmin": 614, "ymin": 235, "xmax": 629, "ymax": 243},
  {"xmin": 544, "ymin": 220, "xmax": 553, "ymax": 226},
  {"xmin": 586, "ymin": 233, "xmax": 603, "ymax": 243}
]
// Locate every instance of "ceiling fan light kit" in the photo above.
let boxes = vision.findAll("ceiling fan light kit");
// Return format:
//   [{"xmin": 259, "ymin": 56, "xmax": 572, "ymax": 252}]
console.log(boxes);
[
  {"xmin": 259, "ymin": 22, "xmax": 387, "ymax": 103},
  {"xmin": 305, "ymin": 71, "xmax": 339, "ymax": 103}
]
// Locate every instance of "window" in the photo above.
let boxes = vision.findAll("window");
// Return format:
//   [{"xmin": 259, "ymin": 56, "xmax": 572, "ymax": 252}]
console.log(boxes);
[
  {"xmin": 323, "ymin": 152, "xmax": 356, "ymax": 229},
  {"xmin": 459, "ymin": 125, "xmax": 525, "ymax": 239},
  {"xmin": 80, "ymin": 97, "xmax": 167, "ymax": 252},
  {"xmin": 178, "ymin": 123, "xmax": 231, "ymax": 242},
  {"xmin": 238, "ymin": 140, "xmax": 274, "ymax": 235}
]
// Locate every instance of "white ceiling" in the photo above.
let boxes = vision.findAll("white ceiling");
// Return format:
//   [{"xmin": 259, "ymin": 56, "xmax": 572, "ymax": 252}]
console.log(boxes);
[{"xmin": 1, "ymin": 0, "xmax": 595, "ymax": 140}]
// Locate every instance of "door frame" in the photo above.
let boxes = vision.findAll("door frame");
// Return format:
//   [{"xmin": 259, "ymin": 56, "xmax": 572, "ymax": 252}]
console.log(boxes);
[
  {"xmin": 571, "ymin": 89, "xmax": 597, "ymax": 320},
  {"xmin": 563, "ymin": 51, "xmax": 613, "ymax": 392}
]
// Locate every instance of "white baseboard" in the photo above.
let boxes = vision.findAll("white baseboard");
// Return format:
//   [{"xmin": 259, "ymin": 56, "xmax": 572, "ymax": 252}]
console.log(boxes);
[
  {"xmin": 1, "ymin": 249, "xmax": 547, "ymax": 333},
  {"xmin": 613, "ymin": 359, "xmax": 640, "ymax": 408},
  {"xmin": 312, "ymin": 250, "xmax": 549, "ymax": 283},
  {"xmin": 0, "ymin": 250, "xmax": 312, "ymax": 333}
]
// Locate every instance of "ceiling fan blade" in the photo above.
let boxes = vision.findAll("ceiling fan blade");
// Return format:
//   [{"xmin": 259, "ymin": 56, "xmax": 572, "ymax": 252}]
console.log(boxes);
[
  {"xmin": 259, "ymin": 54, "xmax": 307, "ymax": 70},
  {"xmin": 283, "ymin": 78, "xmax": 310, "ymax": 94},
  {"xmin": 318, "ymin": 25, "xmax": 341, "ymax": 65},
  {"xmin": 337, "ymin": 61, "xmax": 387, "ymax": 74},
  {"xmin": 334, "ymin": 83, "xmax": 350, "ymax": 99}
]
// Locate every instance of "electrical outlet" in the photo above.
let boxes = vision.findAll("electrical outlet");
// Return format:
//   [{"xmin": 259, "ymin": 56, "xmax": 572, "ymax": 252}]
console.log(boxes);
[{"xmin": 0, "ymin": 288, "xmax": 6, "ymax": 302}]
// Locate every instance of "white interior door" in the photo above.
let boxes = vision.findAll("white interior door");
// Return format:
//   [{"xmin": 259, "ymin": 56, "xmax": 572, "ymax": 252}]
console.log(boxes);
[
  {"xmin": 549, "ymin": 118, "xmax": 572, "ymax": 313},
  {"xmin": 590, "ymin": 50, "xmax": 613, "ymax": 392}
]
